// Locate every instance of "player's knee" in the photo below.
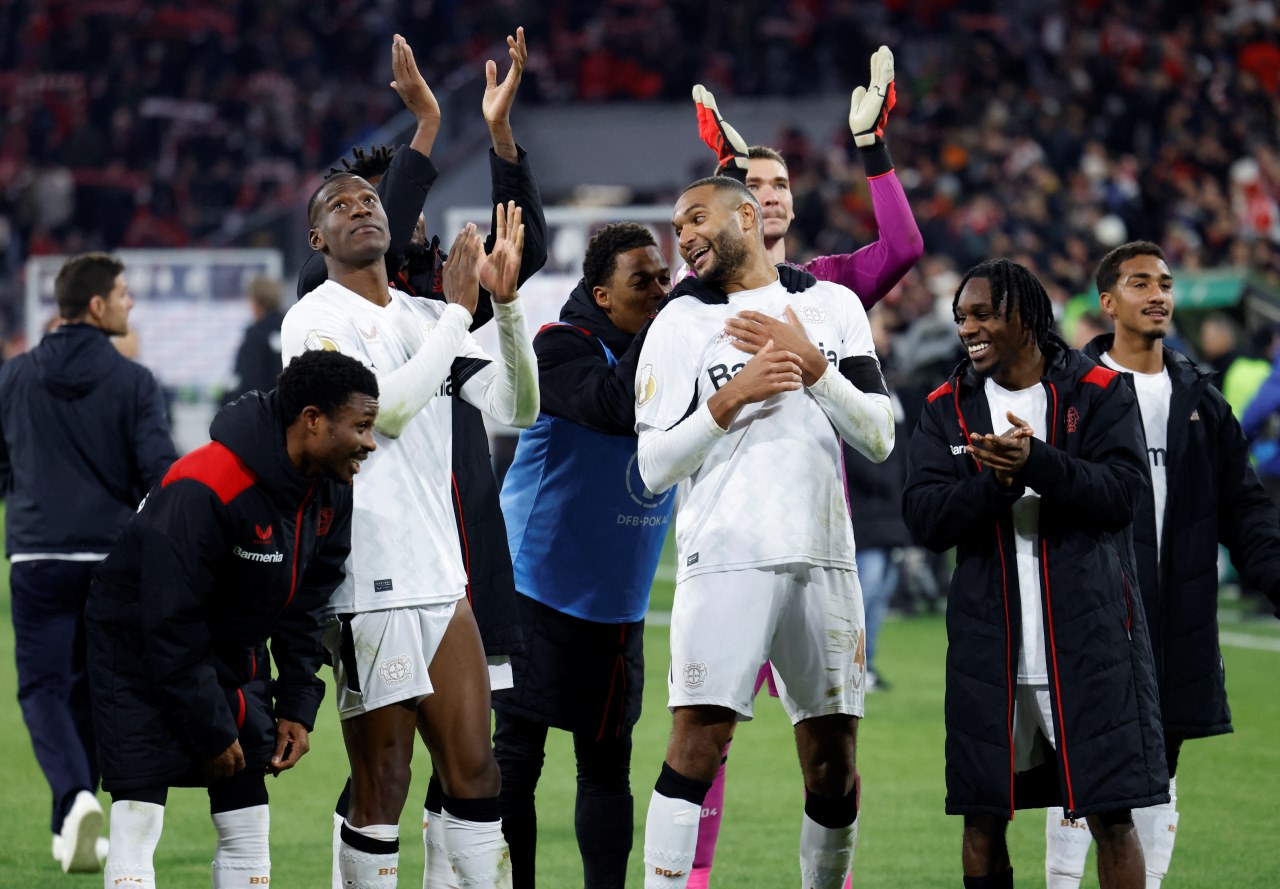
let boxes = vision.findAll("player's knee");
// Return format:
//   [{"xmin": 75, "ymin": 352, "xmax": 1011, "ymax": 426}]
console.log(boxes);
[
  {"xmin": 1086, "ymin": 808, "xmax": 1135, "ymax": 847},
  {"xmin": 437, "ymin": 750, "xmax": 502, "ymax": 798}
]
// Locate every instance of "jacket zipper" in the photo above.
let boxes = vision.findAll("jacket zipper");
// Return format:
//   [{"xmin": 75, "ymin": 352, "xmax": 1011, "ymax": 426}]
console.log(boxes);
[
  {"xmin": 1040, "ymin": 382, "xmax": 1078, "ymax": 818},
  {"xmin": 283, "ymin": 483, "xmax": 317, "ymax": 611},
  {"xmin": 958, "ymin": 385, "xmax": 1017, "ymax": 813}
]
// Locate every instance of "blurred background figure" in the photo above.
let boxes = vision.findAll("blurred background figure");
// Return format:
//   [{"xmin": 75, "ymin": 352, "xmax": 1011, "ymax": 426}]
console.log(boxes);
[{"xmin": 222, "ymin": 276, "xmax": 285, "ymax": 406}]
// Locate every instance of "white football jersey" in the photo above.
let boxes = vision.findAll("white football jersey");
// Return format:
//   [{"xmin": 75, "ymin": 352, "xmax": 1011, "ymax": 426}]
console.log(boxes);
[
  {"xmin": 635, "ymin": 278, "xmax": 883, "ymax": 581},
  {"xmin": 282, "ymin": 279, "xmax": 489, "ymax": 613}
]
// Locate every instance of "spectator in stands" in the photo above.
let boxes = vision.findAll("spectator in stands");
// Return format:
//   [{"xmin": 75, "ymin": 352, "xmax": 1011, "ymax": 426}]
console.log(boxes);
[
  {"xmin": 1197, "ymin": 313, "xmax": 1270, "ymax": 418},
  {"xmin": 0, "ymin": 252, "xmax": 177, "ymax": 874}
]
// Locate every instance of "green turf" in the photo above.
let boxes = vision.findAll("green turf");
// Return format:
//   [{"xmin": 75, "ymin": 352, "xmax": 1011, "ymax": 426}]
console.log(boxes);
[{"xmin": 2, "ymin": 535, "xmax": 1278, "ymax": 886}]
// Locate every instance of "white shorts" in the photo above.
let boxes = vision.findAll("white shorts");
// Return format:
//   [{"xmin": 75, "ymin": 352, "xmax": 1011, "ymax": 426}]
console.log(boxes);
[
  {"xmin": 325, "ymin": 603, "xmax": 457, "ymax": 719},
  {"xmin": 668, "ymin": 563, "xmax": 865, "ymax": 724},
  {"xmin": 1013, "ymin": 684, "xmax": 1057, "ymax": 772}
]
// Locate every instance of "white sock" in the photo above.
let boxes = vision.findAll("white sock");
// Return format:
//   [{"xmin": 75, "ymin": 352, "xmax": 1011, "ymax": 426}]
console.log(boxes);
[
  {"xmin": 424, "ymin": 806, "xmax": 458, "ymax": 889},
  {"xmin": 1133, "ymin": 775, "xmax": 1179, "ymax": 889},
  {"xmin": 1045, "ymin": 806, "xmax": 1092, "ymax": 889},
  {"xmin": 798, "ymin": 813, "xmax": 859, "ymax": 888},
  {"xmin": 104, "ymin": 800, "xmax": 165, "ymax": 889},
  {"xmin": 333, "ymin": 812, "xmax": 346, "ymax": 889},
  {"xmin": 441, "ymin": 805, "xmax": 510, "ymax": 888},
  {"xmin": 211, "ymin": 805, "xmax": 270, "ymax": 889},
  {"xmin": 643, "ymin": 790, "xmax": 701, "ymax": 889},
  {"xmin": 338, "ymin": 821, "xmax": 400, "ymax": 889}
]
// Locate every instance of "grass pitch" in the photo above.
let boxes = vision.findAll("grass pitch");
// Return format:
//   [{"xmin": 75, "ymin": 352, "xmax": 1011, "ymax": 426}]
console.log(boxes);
[{"xmin": 2, "ymin": 552, "xmax": 1277, "ymax": 887}]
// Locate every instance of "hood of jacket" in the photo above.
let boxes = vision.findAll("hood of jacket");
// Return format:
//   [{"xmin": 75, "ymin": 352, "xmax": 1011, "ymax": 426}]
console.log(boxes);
[
  {"xmin": 29, "ymin": 323, "xmax": 122, "ymax": 400},
  {"xmin": 559, "ymin": 278, "xmax": 641, "ymax": 358},
  {"xmin": 210, "ymin": 391, "xmax": 318, "ymax": 506},
  {"xmin": 1080, "ymin": 333, "xmax": 1214, "ymax": 390}
]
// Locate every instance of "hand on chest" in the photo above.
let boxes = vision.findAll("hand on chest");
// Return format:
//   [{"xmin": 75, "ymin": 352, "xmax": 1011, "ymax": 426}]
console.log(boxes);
[{"xmin": 703, "ymin": 303, "xmax": 842, "ymax": 393}]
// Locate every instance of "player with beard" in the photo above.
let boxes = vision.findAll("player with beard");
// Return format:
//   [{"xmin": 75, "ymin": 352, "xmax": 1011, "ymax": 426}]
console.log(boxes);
[
  {"xmin": 903, "ymin": 258, "xmax": 1167, "ymax": 889},
  {"xmin": 636, "ymin": 177, "xmax": 894, "ymax": 888},
  {"xmin": 686, "ymin": 49, "xmax": 921, "ymax": 887},
  {"xmin": 283, "ymin": 173, "xmax": 538, "ymax": 888},
  {"xmin": 1044, "ymin": 242, "xmax": 1280, "ymax": 888},
  {"xmin": 86, "ymin": 349, "xmax": 378, "ymax": 889}
]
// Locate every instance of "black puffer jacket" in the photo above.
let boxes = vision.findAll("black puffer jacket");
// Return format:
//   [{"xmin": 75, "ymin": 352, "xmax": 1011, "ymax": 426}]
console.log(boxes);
[
  {"xmin": 86, "ymin": 392, "xmax": 352, "ymax": 791},
  {"xmin": 1082, "ymin": 336, "xmax": 1280, "ymax": 738},
  {"xmin": 903, "ymin": 341, "xmax": 1168, "ymax": 818}
]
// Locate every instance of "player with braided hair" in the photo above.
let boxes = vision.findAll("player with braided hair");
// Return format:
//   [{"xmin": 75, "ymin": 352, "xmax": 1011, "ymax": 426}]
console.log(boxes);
[
  {"xmin": 684, "ymin": 47, "xmax": 921, "ymax": 889},
  {"xmin": 904, "ymin": 259, "xmax": 1168, "ymax": 889},
  {"xmin": 299, "ymin": 29, "xmax": 547, "ymax": 889}
]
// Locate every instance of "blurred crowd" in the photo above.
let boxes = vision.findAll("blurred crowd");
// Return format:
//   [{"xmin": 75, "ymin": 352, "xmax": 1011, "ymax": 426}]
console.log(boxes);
[{"xmin": 1, "ymin": 0, "xmax": 1279, "ymax": 346}]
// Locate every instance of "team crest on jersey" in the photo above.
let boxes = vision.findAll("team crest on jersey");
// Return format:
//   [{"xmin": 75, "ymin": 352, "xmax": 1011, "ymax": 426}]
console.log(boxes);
[
  {"xmin": 378, "ymin": 655, "xmax": 413, "ymax": 685},
  {"xmin": 796, "ymin": 304, "xmax": 826, "ymax": 324},
  {"xmin": 683, "ymin": 662, "xmax": 708, "ymax": 689},
  {"xmin": 636, "ymin": 364, "xmax": 657, "ymax": 406},
  {"xmin": 304, "ymin": 331, "xmax": 340, "ymax": 353}
]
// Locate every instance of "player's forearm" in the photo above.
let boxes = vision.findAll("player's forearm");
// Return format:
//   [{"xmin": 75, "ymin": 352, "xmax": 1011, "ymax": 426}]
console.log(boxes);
[
  {"xmin": 809, "ymin": 365, "xmax": 895, "ymax": 462},
  {"xmin": 376, "ymin": 304, "xmax": 473, "ymax": 437},
  {"xmin": 408, "ymin": 112, "xmax": 441, "ymax": 158},
  {"xmin": 637, "ymin": 403, "xmax": 726, "ymax": 494},
  {"xmin": 488, "ymin": 119, "xmax": 518, "ymax": 164},
  {"xmin": 804, "ymin": 169, "xmax": 922, "ymax": 309},
  {"xmin": 462, "ymin": 299, "xmax": 539, "ymax": 427}
]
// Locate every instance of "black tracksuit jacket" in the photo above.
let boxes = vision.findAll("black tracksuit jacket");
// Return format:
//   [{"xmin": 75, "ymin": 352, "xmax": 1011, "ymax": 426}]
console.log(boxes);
[
  {"xmin": 299, "ymin": 145, "xmax": 548, "ymax": 657},
  {"xmin": 0, "ymin": 323, "xmax": 176, "ymax": 556},
  {"xmin": 86, "ymin": 392, "xmax": 352, "ymax": 791},
  {"xmin": 903, "ymin": 341, "xmax": 1168, "ymax": 818},
  {"xmin": 1082, "ymin": 335, "xmax": 1280, "ymax": 739}
]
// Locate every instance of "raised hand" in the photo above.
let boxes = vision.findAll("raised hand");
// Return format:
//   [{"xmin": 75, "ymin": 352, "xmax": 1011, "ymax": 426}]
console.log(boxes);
[
  {"xmin": 479, "ymin": 201, "xmax": 525, "ymax": 304},
  {"xmin": 725, "ymin": 306, "xmax": 829, "ymax": 386},
  {"xmin": 692, "ymin": 84, "xmax": 750, "ymax": 174},
  {"xmin": 390, "ymin": 34, "xmax": 441, "ymax": 124},
  {"xmin": 441, "ymin": 223, "xmax": 482, "ymax": 317},
  {"xmin": 848, "ymin": 45, "xmax": 896, "ymax": 148},
  {"xmin": 482, "ymin": 26, "xmax": 527, "ymax": 126}
]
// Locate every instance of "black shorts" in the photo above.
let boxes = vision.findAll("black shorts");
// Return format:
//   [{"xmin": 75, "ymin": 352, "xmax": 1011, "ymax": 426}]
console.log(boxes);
[{"xmin": 492, "ymin": 592, "xmax": 644, "ymax": 736}]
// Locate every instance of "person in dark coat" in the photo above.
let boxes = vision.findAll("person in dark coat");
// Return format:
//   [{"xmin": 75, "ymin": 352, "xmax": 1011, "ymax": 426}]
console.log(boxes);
[
  {"xmin": 902, "ymin": 259, "xmax": 1167, "ymax": 889},
  {"xmin": 303, "ymin": 31, "xmax": 549, "ymax": 883},
  {"xmin": 1045, "ymin": 242, "xmax": 1280, "ymax": 888},
  {"xmin": 0, "ymin": 252, "xmax": 177, "ymax": 873},
  {"xmin": 86, "ymin": 349, "xmax": 378, "ymax": 889},
  {"xmin": 223, "ymin": 276, "xmax": 286, "ymax": 405}
]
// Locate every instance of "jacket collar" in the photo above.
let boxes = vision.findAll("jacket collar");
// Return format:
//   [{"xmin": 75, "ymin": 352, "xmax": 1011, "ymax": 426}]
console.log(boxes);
[
  {"xmin": 1081, "ymin": 333, "xmax": 1213, "ymax": 389},
  {"xmin": 559, "ymin": 279, "xmax": 637, "ymax": 357}
]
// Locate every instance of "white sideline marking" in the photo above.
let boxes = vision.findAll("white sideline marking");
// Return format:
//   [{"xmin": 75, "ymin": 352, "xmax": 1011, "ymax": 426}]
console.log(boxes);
[{"xmin": 1219, "ymin": 631, "xmax": 1280, "ymax": 653}]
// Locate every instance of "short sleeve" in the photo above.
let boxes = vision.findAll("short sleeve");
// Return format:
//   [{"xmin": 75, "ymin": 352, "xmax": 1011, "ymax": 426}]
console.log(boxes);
[{"xmin": 634, "ymin": 308, "xmax": 699, "ymax": 433}]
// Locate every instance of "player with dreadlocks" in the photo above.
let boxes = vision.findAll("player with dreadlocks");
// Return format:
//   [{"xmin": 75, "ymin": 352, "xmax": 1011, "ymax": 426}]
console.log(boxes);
[
  {"xmin": 902, "ymin": 258, "xmax": 1168, "ymax": 889},
  {"xmin": 297, "ymin": 30, "xmax": 546, "ymax": 889}
]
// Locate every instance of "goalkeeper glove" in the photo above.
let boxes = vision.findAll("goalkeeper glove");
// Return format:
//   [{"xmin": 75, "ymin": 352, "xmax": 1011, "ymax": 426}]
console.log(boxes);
[
  {"xmin": 848, "ymin": 45, "xmax": 896, "ymax": 148},
  {"xmin": 692, "ymin": 84, "xmax": 750, "ymax": 178}
]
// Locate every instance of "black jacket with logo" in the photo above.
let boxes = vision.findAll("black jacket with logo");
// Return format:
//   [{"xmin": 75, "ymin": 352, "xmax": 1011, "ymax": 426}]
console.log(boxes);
[
  {"xmin": 903, "ymin": 340, "xmax": 1168, "ymax": 818},
  {"xmin": 1082, "ymin": 335, "xmax": 1280, "ymax": 738},
  {"xmin": 86, "ymin": 392, "xmax": 352, "ymax": 790},
  {"xmin": 0, "ymin": 322, "xmax": 176, "ymax": 556}
]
